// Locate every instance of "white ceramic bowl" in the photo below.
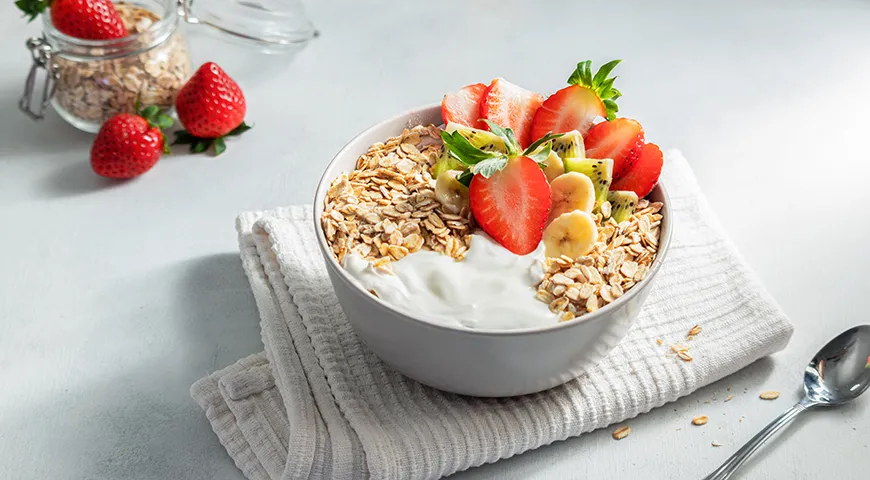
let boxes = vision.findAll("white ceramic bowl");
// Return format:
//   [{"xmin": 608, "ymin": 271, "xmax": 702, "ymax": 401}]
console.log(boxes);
[{"xmin": 313, "ymin": 105, "xmax": 672, "ymax": 397}]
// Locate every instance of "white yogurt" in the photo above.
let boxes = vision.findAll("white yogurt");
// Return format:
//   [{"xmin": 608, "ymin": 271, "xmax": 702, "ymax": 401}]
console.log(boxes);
[{"xmin": 341, "ymin": 233, "xmax": 557, "ymax": 329}]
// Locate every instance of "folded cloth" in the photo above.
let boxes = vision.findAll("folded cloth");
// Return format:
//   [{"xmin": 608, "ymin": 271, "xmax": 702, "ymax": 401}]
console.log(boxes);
[{"xmin": 190, "ymin": 151, "xmax": 794, "ymax": 480}]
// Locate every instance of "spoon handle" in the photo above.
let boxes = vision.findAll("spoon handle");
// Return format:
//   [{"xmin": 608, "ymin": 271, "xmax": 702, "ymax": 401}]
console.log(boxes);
[{"xmin": 702, "ymin": 398, "xmax": 816, "ymax": 480}]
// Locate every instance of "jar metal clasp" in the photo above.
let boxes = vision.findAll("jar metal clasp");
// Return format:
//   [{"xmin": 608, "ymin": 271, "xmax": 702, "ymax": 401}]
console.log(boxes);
[{"xmin": 19, "ymin": 37, "xmax": 59, "ymax": 121}]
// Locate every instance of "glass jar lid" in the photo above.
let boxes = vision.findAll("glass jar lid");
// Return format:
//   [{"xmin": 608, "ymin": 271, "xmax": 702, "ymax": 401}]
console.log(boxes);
[{"xmin": 180, "ymin": 0, "xmax": 318, "ymax": 55}]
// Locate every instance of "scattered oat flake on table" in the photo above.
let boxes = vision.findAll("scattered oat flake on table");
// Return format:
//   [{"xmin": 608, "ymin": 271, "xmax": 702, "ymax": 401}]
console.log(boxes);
[
  {"xmin": 612, "ymin": 426, "xmax": 631, "ymax": 440},
  {"xmin": 655, "ymin": 338, "xmax": 663, "ymax": 345},
  {"xmin": 692, "ymin": 416, "xmax": 708, "ymax": 425},
  {"xmin": 677, "ymin": 350, "xmax": 693, "ymax": 362},
  {"xmin": 712, "ymin": 441, "xmax": 722, "ymax": 447},
  {"xmin": 688, "ymin": 325, "xmax": 702, "ymax": 337},
  {"xmin": 759, "ymin": 391, "xmax": 780, "ymax": 400},
  {"xmin": 725, "ymin": 394, "xmax": 734, "ymax": 402}
]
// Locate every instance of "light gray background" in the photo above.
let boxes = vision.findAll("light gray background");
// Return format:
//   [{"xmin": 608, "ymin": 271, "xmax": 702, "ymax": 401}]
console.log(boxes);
[{"xmin": 1, "ymin": 0, "xmax": 868, "ymax": 478}]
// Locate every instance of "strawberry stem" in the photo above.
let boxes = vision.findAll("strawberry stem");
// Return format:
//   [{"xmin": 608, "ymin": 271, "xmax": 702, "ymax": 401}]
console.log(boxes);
[
  {"xmin": 135, "ymin": 101, "xmax": 175, "ymax": 154},
  {"xmin": 172, "ymin": 121, "xmax": 251, "ymax": 156},
  {"xmin": 568, "ymin": 59, "xmax": 623, "ymax": 121},
  {"xmin": 15, "ymin": 0, "xmax": 52, "ymax": 22}
]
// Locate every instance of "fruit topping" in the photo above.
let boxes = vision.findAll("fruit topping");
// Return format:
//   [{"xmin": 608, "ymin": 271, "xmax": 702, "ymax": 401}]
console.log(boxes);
[
  {"xmin": 435, "ymin": 170, "xmax": 470, "ymax": 215},
  {"xmin": 529, "ymin": 59, "xmax": 622, "ymax": 141},
  {"xmin": 441, "ymin": 83, "xmax": 488, "ymax": 130},
  {"xmin": 469, "ymin": 156, "xmax": 552, "ymax": 255},
  {"xmin": 550, "ymin": 130, "xmax": 585, "ymax": 159},
  {"xmin": 541, "ymin": 151, "xmax": 565, "ymax": 183},
  {"xmin": 17, "ymin": 0, "xmax": 128, "ymax": 40},
  {"xmin": 564, "ymin": 157, "xmax": 614, "ymax": 208},
  {"xmin": 606, "ymin": 191, "xmax": 639, "ymax": 223},
  {"xmin": 479, "ymin": 78, "xmax": 544, "ymax": 149},
  {"xmin": 584, "ymin": 118, "xmax": 644, "ymax": 179},
  {"xmin": 90, "ymin": 103, "xmax": 174, "ymax": 179},
  {"xmin": 611, "ymin": 142, "xmax": 664, "ymax": 198},
  {"xmin": 543, "ymin": 210, "xmax": 598, "ymax": 259},
  {"xmin": 174, "ymin": 62, "xmax": 251, "ymax": 155},
  {"xmin": 548, "ymin": 172, "xmax": 596, "ymax": 222},
  {"xmin": 444, "ymin": 123, "xmax": 508, "ymax": 153},
  {"xmin": 440, "ymin": 120, "xmax": 559, "ymax": 255}
]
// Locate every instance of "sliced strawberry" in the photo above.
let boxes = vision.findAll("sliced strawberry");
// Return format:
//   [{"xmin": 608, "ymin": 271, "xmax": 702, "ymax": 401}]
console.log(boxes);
[
  {"xmin": 469, "ymin": 156, "xmax": 552, "ymax": 255},
  {"xmin": 479, "ymin": 78, "xmax": 544, "ymax": 149},
  {"xmin": 584, "ymin": 118, "xmax": 645, "ymax": 179},
  {"xmin": 442, "ymin": 83, "xmax": 488, "ymax": 130},
  {"xmin": 530, "ymin": 85, "xmax": 605, "ymax": 141},
  {"xmin": 611, "ymin": 143, "xmax": 664, "ymax": 198}
]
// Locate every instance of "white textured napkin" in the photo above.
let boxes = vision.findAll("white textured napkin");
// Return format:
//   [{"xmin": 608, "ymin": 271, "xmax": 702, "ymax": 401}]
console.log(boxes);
[{"xmin": 190, "ymin": 151, "xmax": 794, "ymax": 480}]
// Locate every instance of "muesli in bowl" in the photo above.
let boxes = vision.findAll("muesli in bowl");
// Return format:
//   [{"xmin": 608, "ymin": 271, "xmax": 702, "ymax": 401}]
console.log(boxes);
[{"xmin": 321, "ymin": 60, "xmax": 664, "ymax": 331}]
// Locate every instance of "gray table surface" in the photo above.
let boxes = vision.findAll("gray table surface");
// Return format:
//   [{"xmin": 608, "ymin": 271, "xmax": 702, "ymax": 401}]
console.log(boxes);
[{"xmin": 2, "ymin": 0, "xmax": 869, "ymax": 478}]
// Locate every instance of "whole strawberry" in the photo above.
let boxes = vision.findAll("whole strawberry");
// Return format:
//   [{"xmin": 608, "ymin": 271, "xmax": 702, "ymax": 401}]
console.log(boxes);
[
  {"xmin": 174, "ymin": 62, "xmax": 251, "ymax": 155},
  {"xmin": 91, "ymin": 105, "xmax": 174, "ymax": 179},
  {"xmin": 16, "ymin": 0, "xmax": 127, "ymax": 40}
]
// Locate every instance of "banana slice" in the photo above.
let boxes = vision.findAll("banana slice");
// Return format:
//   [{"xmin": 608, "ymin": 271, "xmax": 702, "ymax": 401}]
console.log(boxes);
[
  {"xmin": 548, "ymin": 172, "xmax": 596, "ymax": 222},
  {"xmin": 435, "ymin": 170, "xmax": 469, "ymax": 214},
  {"xmin": 543, "ymin": 210, "xmax": 598, "ymax": 259},
  {"xmin": 541, "ymin": 151, "xmax": 566, "ymax": 183}
]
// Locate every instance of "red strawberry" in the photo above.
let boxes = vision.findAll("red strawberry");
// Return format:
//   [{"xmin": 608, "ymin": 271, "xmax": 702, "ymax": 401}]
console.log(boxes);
[
  {"xmin": 17, "ymin": 0, "xmax": 127, "ymax": 40},
  {"xmin": 529, "ymin": 59, "xmax": 623, "ymax": 142},
  {"xmin": 611, "ymin": 143, "xmax": 664, "ymax": 198},
  {"xmin": 90, "ymin": 105, "xmax": 174, "ymax": 179},
  {"xmin": 174, "ymin": 62, "xmax": 251, "ymax": 155},
  {"xmin": 442, "ymin": 83, "xmax": 487, "ymax": 129},
  {"xmin": 469, "ymin": 156, "xmax": 552, "ymax": 255},
  {"xmin": 530, "ymin": 85, "xmax": 605, "ymax": 140},
  {"xmin": 479, "ymin": 78, "xmax": 544, "ymax": 149},
  {"xmin": 584, "ymin": 118, "xmax": 645, "ymax": 179}
]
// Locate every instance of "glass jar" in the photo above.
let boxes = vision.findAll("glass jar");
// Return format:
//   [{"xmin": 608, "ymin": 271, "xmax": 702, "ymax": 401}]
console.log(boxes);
[{"xmin": 20, "ymin": 0, "xmax": 317, "ymax": 133}]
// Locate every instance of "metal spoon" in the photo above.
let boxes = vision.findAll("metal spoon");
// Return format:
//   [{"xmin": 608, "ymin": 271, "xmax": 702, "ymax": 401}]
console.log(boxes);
[{"xmin": 703, "ymin": 325, "xmax": 870, "ymax": 480}]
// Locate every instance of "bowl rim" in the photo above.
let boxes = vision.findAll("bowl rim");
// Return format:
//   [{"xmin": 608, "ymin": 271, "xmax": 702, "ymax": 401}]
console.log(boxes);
[{"xmin": 313, "ymin": 104, "xmax": 673, "ymax": 337}]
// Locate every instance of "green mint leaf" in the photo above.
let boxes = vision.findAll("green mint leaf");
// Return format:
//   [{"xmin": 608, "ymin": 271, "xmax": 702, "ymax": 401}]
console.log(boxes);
[
  {"xmin": 481, "ymin": 119, "xmax": 519, "ymax": 156},
  {"xmin": 525, "ymin": 142, "xmax": 552, "ymax": 164},
  {"xmin": 214, "ymin": 137, "xmax": 227, "ymax": 155},
  {"xmin": 523, "ymin": 132, "xmax": 564, "ymax": 156},
  {"xmin": 440, "ymin": 131, "xmax": 499, "ymax": 165},
  {"xmin": 471, "ymin": 157, "xmax": 508, "ymax": 178},
  {"xmin": 457, "ymin": 169, "xmax": 473, "ymax": 187},
  {"xmin": 592, "ymin": 59, "xmax": 622, "ymax": 86}
]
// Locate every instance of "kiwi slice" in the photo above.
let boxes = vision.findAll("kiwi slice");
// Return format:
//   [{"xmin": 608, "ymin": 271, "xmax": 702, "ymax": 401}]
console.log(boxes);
[
  {"xmin": 444, "ymin": 122, "xmax": 508, "ymax": 153},
  {"xmin": 431, "ymin": 147, "xmax": 463, "ymax": 178},
  {"xmin": 607, "ymin": 190, "xmax": 638, "ymax": 223},
  {"xmin": 564, "ymin": 157, "xmax": 613, "ymax": 207},
  {"xmin": 551, "ymin": 130, "xmax": 585, "ymax": 159}
]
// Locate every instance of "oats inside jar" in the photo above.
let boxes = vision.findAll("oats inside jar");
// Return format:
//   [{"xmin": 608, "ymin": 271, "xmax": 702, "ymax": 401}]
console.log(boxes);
[{"xmin": 51, "ymin": 2, "xmax": 191, "ymax": 128}]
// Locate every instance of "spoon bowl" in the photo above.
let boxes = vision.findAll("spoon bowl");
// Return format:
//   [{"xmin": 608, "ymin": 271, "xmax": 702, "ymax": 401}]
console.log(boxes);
[
  {"xmin": 705, "ymin": 325, "xmax": 870, "ymax": 480},
  {"xmin": 803, "ymin": 325, "xmax": 870, "ymax": 405}
]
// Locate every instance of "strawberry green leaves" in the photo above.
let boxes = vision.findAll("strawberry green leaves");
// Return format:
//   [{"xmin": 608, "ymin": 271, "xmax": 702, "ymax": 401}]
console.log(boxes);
[
  {"xmin": 15, "ymin": 0, "xmax": 51, "ymax": 21},
  {"xmin": 135, "ymin": 102, "xmax": 174, "ymax": 154},
  {"xmin": 173, "ymin": 121, "xmax": 252, "ymax": 156},
  {"xmin": 568, "ymin": 59, "xmax": 622, "ymax": 121}
]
